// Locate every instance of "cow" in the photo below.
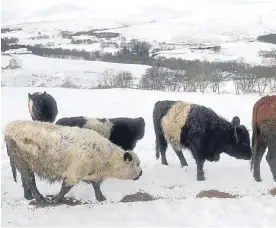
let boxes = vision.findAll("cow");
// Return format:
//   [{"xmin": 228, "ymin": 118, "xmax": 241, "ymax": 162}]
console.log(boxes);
[
  {"xmin": 55, "ymin": 116, "xmax": 145, "ymax": 151},
  {"xmin": 4, "ymin": 120, "xmax": 142, "ymax": 204},
  {"xmin": 28, "ymin": 91, "xmax": 58, "ymax": 123},
  {"xmin": 250, "ymin": 95, "xmax": 276, "ymax": 182},
  {"xmin": 153, "ymin": 100, "xmax": 252, "ymax": 181}
]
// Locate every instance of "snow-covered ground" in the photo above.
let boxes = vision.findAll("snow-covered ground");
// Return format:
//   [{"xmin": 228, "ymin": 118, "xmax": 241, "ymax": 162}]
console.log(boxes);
[
  {"xmin": 1, "ymin": 87, "xmax": 276, "ymax": 226},
  {"xmin": 2, "ymin": 0, "xmax": 276, "ymax": 65},
  {"xmin": 157, "ymin": 41, "xmax": 276, "ymax": 65},
  {"xmin": 1, "ymin": 0, "xmax": 276, "ymax": 225},
  {"xmin": 2, "ymin": 53, "xmax": 275, "ymax": 94},
  {"xmin": 1, "ymin": 54, "xmax": 150, "ymax": 88}
]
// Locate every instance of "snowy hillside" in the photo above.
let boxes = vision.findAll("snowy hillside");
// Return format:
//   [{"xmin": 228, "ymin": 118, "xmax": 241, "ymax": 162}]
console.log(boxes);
[
  {"xmin": 2, "ymin": 0, "xmax": 276, "ymax": 64},
  {"xmin": 0, "ymin": 53, "xmax": 241, "ymax": 94},
  {"xmin": 1, "ymin": 87, "xmax": 276, "ymax": 226},
  {"xmin": 2, "ymin": 0, "xmax": 276, "ymax": 42},
  {"xmin": 1, "ymin": 54, "xmax": 150, "ymax": 88}
]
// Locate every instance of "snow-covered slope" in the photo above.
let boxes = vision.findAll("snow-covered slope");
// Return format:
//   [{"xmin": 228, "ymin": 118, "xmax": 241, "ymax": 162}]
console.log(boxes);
[
  {"xmin": 1, "ymin": 54, "xmax": 150, "ymax": 88},
  {"xmin": 1, "ymin": 87, "xmax": 276, "ymax": 226},
  {"xmin": 2, "ymin": 0, "xmax": 276, "ymax": 65},
  {"xmin": 2, "ymin": 0, "xmax": 276, "ymax": 43},
  {"xmin": 158, "ymin": 41, "xmax": 276, "ymax": 65}
]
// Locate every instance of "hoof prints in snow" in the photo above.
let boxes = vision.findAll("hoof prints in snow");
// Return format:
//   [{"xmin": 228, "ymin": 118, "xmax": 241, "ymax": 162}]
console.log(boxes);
[
  {"xmin": 29, "ymin": 192, "xmax": 158, "ymax": 207},
  {"xmin": 29, "ymin": 195, "xmax": 89, "ymax": 208},
  {"xmin": 27, "ymin": 188, "xmax": 276, "ymax": 208}
]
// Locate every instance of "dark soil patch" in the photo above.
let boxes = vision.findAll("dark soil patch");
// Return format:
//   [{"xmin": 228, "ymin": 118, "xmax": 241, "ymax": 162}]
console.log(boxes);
[
  {"xmin": 120, "ymin": 191, "xmax": 156, "ymax": 203},
  {"xmin": 269, "ymin": 188, "xmax": 276, "ymax": 196},
  {"xmin": 29, "ymin": 195, "xmax": 89, "ymax": 208},
  {"xmin": 196, "ymin": 190, "xmax": 238, "ymax": 199}
]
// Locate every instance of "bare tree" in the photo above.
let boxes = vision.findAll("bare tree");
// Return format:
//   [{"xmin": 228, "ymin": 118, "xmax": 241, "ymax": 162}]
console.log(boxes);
[
  {"xmin": 233, "ymin": 79, "xmax": 240, "ymax": 95},
  {"xmin": 60, "ymin": 77, "xmax": 80, "ymax": 89},
  {"xmin": 139, "ymin": 66, "xmax": 170, "ymax": 91},
  {"xmin": 2, "ymin": 56, "xmax": 22, "ymax": 70},
  {"xmin": 113, "ymin": 71, "xmax": 134, "ymax": 88},
  {"xmin": 170, "ymin": 69, "xmax": 186, "ymax": 92},
  {"xmin": 196, "ymin": 76, "xmax": 210, "ymax": 93},
  {"xmin": 268, "ymin": 76, "xmax": 276, "ymax": 93},
  {"xmin": 237, "ymin": 74, "xmax": 258, "ymax": 93},
  {"xmin": 195, "ymin": 62, "xmax": 213, "ymax": 93},
  {"xmin": 98, "ymin": 69, "xmax": 116, "ymax": 88},
  {"xmin": 209, "ymin": 68, "xmax": 228, "ymax": 94},
  {"xmin": 256, "ymin": 77, "xmax": 270, "ymax": 95}
]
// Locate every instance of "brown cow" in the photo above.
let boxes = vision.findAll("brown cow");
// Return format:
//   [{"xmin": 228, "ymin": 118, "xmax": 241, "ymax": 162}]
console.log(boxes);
[{"xmin": 251, "ymin": 95, "xmax": 276, "ymax": 182}]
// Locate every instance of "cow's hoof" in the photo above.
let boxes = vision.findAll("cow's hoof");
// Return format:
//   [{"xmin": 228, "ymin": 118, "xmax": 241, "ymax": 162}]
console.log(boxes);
[
  {"xmin": 254, "ymin": 176, "xmax": 262, "ymax": 182},
  {"xmin": 96, "ymin": 195, "xmax": 106, "ymax": 202},
  {"xmin": 197, "ymin": 175, "xmax": 205, "ymax": 181},
  {"xmin": 24, "ymin": 193, "xmax": 34, "ymax": 200},
  {"xmin": 161, "ymin": 161, "xmax": 168, "ymax": 166}
]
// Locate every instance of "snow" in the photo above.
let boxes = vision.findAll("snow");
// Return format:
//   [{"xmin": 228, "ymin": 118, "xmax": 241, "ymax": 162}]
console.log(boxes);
[
  {"xmin": 58, "ymin": 43, "xmax": 103, "ymax": 52},
  {"xmin": 1, "ymin": 0, "xmax": 276, "ymax": 224},
  {"xmin": 158, "ymin": 41, "xmax": 276, "ymax": 65},
  {"xmin": 2, "ymin": 48, "xmax": 32, "ymax": 55},
  {"xmin": 1, "ymin": 54, "xmax": 150, "ymax": 88},
  {"xmin": 2, "ymin": 0, "xmax": 276, "ymax": 65},
  {"xmin": 2, "ymin": 0, "xmax": 276, "ymax": 43},
  {"xmin": 1, "ymin": 87, "xmax": 276, "ymax": 226},
  {"xmin": 1, "ymin": 53, "xmax": 275, "ymax": 93}
]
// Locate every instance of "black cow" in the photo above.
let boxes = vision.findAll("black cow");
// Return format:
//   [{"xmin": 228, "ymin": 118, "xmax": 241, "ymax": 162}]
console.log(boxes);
[
  {"xmin": 153, "ymin": 100, "xmax": 252, "ymax": 181},
  {"xmin": 56, "ymin": 116, "xmax": 145, "ymax": 151},
  {"xmin": 28, "ymin": 91, "xmax": 58, "ymax": 123}
]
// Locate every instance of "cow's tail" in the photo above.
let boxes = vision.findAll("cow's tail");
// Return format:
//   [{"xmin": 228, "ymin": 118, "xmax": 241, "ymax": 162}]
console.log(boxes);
[
  {"xmin": 153, "ymin": 101, "xmax": 162, "ymax": 160},
  {"xmin": 250, "ymin": 98, "xmax": 264, "ymax": 171}
]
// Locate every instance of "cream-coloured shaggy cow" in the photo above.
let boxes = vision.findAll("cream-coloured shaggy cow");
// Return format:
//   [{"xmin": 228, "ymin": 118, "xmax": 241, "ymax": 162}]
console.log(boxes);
[{"xmin": 4, "ymin": 120, "xmax": 142, "ymax": 204}]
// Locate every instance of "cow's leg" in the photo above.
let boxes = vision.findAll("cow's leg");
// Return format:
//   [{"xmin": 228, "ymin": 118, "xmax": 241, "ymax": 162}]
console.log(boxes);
[
  {"xmin": 156, "ymin": 134, "xmax": 168, "ymax": 165},
  {"xmin": 21, "ymin": 170, "xmax": 46, "ymax": 204},
  {"xmin": 52, "ymin": 180, "xmax": 74, "ymax": 203},
  {"xmin": 91, "ymin": 182, "xmax": 106, "ymax": 202},
  {"xmin": 266, "ymin": 144, "xmax": 276, "ymax": 182},
  {"xmin": 22, "ymin": 178, "xmax": 33, "ymax": 200},
  {"xmin": 155, "ymin": 137, "xmax": 160, "ymax": 160},
  {"xmin": 195, "ymin": 159, "xmax": 206, "ymax": 181},
  {"xmin": 190, "ymin": 141, "xmax": 206, "ymax": 181},
  {"xmin": 252, "ymin": 139, "xmax": 267, "ymax": 182},
  {"xmin": 6, "ymin": 140, "xmax": 33, "ymax": 200},
  {"xmin": 172, "ymin": 143, "xmax": 188, "ymax": 167}
]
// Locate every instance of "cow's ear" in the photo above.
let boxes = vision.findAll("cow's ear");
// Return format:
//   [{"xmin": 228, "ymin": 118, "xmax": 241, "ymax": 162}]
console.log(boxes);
[
  {"xmin": 231, "ymin": 116, "xmax": 240, "ymax": 127},
  {"xmin": 124, "ymin": 152, "xmax": 133, "ymax": 164},
  {"xmin": 42, "ymin": 91, "xmax": 47, "ymax": 96},
  {"xmin": 28, "ymin": 93, "xmax": 32, "ymax": 99}
]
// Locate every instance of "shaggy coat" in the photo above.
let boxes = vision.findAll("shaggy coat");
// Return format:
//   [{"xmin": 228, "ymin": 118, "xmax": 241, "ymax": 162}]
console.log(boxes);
[
  {"xmin": 55, "ymin": 116, "xmax": 145, "ymax": 151},
  {"xmin": 251, "ymin": 95, "xmax": 276, "ymax": 182},
  {"xmin": 153, "ymin": 100, "xmax": 252, "ymax": 181},
  {"xmin": 28, "ymin": 91, "xmax": 58, "ymax": 123},
  {"xmin": 4, "ymin": 120, "xmax": 142, "ymax": 204}
]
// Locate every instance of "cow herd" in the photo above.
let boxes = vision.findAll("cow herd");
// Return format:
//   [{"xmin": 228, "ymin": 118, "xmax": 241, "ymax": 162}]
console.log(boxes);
[{"xmin": 3, "ymin": 91, "xmax": 276, "ymax": 205}]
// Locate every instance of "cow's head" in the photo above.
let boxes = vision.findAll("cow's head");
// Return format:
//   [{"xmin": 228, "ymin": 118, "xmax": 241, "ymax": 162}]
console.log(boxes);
[{"xmin": 225, "ymin": 116, "xmax": 252, "ymax": 160}]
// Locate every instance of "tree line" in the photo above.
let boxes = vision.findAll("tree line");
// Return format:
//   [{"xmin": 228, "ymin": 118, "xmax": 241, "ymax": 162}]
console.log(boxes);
[{"xmin": 3, "ymin": 38, "xmax": 276, "ymax": 95}]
